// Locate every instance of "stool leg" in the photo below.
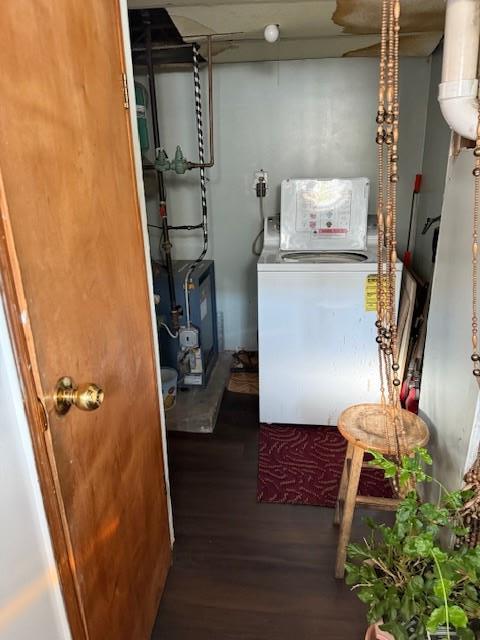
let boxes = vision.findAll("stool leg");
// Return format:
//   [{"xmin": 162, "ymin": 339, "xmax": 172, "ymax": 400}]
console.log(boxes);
[
  {"xmin": 334, "ymin": 442, "xmax": 353, "ymax": 526},
  {"xmin": 335, "ymin": 445, "xmax": 364, "ymax": 579}
]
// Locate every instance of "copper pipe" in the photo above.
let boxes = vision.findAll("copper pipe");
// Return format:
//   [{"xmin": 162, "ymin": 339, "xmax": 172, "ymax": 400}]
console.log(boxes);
[
  {"xmin": 182, "ymin": 31, "xmax": 245, "ymax": 41},
  {"xmin": 139, "ymin": 37, "xmax": 215, "ymax": 172}
]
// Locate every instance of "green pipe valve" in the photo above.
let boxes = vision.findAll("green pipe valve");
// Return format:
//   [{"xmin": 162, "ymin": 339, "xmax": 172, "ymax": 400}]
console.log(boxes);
[
  {"xmin": 154, "ymin": 146, "xmax": 189, "ymax": 174},
  {"xmin": 172, "ymin": 146, "xmax": 188, "ymax": 174},
  {"xmin": 155, "ymin": 148, "xmax": 171, "ymax": 173}
]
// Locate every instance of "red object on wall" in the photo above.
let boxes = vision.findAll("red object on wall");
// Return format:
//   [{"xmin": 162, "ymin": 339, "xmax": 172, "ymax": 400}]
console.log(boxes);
[
  {"xmin": 405, "ymin": 385, "xmax": 419, "ymax": 415},
  {"xmin": 403, "ymin": 173, "xmax": 423, "ymax": 268},
  {"xmin": 414, "ymin": 173, "xmax": 422, "ymax": 194}
]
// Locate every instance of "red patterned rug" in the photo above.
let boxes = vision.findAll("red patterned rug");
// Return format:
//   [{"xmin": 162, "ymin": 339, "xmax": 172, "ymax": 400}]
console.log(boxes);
[{"xmin": 257, "ymin": 425, "xmax": 393, "ymax": 507}]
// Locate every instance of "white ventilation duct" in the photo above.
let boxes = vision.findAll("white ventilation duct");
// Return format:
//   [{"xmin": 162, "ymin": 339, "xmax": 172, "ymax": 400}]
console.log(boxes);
[{"xmin": 438, "ymin": 0, "xmax": 480, "ymax": 141}]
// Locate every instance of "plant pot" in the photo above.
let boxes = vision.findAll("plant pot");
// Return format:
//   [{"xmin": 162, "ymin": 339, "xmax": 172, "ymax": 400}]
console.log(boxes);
[
  {"xmin": 366, "ymin": 623, "xmax": 459, "ymax": 639},
  {"xmin": 365, "ymin": 623, "xmax": 394, "ymax": 640}
]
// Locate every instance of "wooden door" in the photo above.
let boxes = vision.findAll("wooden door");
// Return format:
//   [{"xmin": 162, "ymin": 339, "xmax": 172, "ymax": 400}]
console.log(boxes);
[{"xmin": 0, "ymin": 2, "xmax": 171, "ymax": 639}]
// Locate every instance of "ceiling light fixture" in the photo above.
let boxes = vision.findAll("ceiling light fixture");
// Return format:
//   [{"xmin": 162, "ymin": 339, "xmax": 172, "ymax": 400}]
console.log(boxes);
[{"xmin": 264, "ymin": 24, "xmax": 280, "ymax": 43}]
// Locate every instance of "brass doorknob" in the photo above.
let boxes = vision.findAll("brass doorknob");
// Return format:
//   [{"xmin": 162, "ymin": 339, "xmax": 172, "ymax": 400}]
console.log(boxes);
[{"xmin": 54, "ymin": 376, "xmax": 104, "ymax": 415}]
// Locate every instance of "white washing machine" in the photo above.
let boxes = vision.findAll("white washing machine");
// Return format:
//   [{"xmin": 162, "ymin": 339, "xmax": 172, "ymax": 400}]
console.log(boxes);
[{"xmin": 257, "ymin": 178, "xmax": 402, "ymax": 426}]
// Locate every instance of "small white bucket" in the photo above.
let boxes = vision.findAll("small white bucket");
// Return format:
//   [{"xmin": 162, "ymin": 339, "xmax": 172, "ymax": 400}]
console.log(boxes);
[{"xmin": 161, "ymin": 367, "xmax": 178, "ymax": 411}]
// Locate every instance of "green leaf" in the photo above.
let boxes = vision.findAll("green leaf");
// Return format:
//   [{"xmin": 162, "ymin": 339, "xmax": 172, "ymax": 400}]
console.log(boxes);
[
  {"xmin": 368, "ymin": 450, "xmax": 398, "ymax": 478},
  {"xmin": 434, "ymin": 578, "xmax": 453, "ymax": 599},
  {"xmin": 379, "ymin": 622, "xmax": 408, "ymax": 640},
  {"xmin": 364, "ymin": 516, "xmax": 378, "ymax": 530},
  {"xmin": 357, "ymin": 587, "xmax": 375, "ymax": 604},
  {"xmin": 347, "ymin": 543, "xmax": 369, "ymax": 560},
  {"xmin": 396, "ymin": 521, "xmax": 408, "ymax": 539},
  {"xmin": 448, "ymin": 605, "xmax": 468, "ymax": 629},
  {"xmin": 444, "ymin": 490, "xmax": 466, "ymax": 510},
  {"xmin": 373, "ymin": 581, "xmax": 386, "ymax": 598},
  {"xmin": 426, "ymin": 606, "xmax": 446, "ymax": 633},
  {"xmin": 344, "ymin": 564, "xmax": 360, "ymax": 586},
  {"xmin": 383, "ymin": 462, "xmax": 398, "ymax": 478},
  {"xmin": 416, "ymin": 619, "xmax": 426, "ymax": 636},
  {"xmin": 419, "ymin": 503, "xmax": 449, "ymax": 525},
  {"xmin": 464, "ymin": 584, "xmax": 478, "ymax": 601},
  {"xmin": 407, "ymin": 575, "xmax": 424, "ymax": 597},
  {"xmin": 457, "ymin": 628, "xmax": 475, "ymax": 640},
  {"xmin": 424, "ymin": 523, "xmax": 440, "ymax": 538},
  {"xmin": 431, "ymin": 547, "xmax": 448, "ymax": 563},
  {"xmin": 370, "ymin": 601, "xmax": 385, "ymax": 623},
  {"xmin": 416, "ymin": 447, "xmax": 432, "ymax": 465},
  {"xmin": 397, "ymin": 495, "xmax": 418, "ymax": 523},
  {"xmin": 404, "ymin": 534, "xmax": 434, "ymax": 558},
  {"xmin": 381, "ymin": 526, "xmax": 399, "ymax": 546},
  {"xmin": 400, "ymin": 594, "xmax": 415, "ymax": 620},
  {"xmin": 399, "ymin": 468, "xmax": 411, "ymax": 487}
]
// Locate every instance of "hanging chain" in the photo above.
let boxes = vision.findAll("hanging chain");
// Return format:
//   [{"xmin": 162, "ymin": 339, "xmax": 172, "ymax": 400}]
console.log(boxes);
[
  {"xmin": 376, "ymin": 0, "xmax": 388, "ymax": 413},
  {"xmin": 472, "ymin": 112, "xmax": 480, "ymax": 378},
  {"xmin": 375, "ymin": 0, "xmax": 405, "ymax": 461}
]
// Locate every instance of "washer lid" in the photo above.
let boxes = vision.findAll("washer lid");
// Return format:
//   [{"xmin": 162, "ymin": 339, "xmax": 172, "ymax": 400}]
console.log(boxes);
[
  {"xmin": 280, "ymin": 251, "xmax": 369, "ymax": 263},
  {"xmin": 280, "ymin": 178, "xmax": 370, "ymax": 252}
]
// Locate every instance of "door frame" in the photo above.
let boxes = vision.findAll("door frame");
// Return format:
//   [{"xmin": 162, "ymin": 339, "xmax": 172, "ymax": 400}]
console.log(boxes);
[
  {"xmin": 0, "ymin": 1, "xmax": 173, "ymax": 636},
  {"xmin": 118, "ymin": 0, "xmax": 173, "ymax": 541}
]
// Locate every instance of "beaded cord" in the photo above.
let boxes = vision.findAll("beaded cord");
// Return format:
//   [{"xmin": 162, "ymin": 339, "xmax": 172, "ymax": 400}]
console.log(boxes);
[
  {"xmin": 375, "ymin": 0, "xmax": 405, "ymax": 462},
  {"xmin": 472, "ymin": 112, "xmax": 480, "ymax": 378},
  {"xmin": 457, "ymin": 92, "xmax": 480, "ymax": 547}
]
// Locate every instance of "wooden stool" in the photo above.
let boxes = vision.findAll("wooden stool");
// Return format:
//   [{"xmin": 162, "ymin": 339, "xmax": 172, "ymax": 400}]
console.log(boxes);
[{"xmin": 334, "ymin": 403, "xmax": 429, "ymax": 579}]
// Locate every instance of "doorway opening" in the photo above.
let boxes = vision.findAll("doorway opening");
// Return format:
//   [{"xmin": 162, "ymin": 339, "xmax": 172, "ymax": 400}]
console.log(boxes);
[{"xmin": 125, "ymin": 3, "xmax": 453, "ymax": 637}]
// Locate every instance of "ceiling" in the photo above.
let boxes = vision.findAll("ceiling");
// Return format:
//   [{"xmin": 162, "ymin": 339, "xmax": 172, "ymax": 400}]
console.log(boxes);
[{"xmin": 127, "ymin": 0, "xmax": 445, "ymax": 63}]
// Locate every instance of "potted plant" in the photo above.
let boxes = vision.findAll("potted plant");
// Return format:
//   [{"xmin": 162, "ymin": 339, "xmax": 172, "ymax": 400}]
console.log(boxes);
[{"xmin": 345, "ymin": 448, "xmax": 480, "ymax": 640}]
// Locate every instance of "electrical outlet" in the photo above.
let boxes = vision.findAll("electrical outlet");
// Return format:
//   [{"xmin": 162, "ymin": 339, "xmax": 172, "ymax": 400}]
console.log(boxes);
[{"xmin": 253, "ymin": 170, "xmax": 268, "ymax": 196}]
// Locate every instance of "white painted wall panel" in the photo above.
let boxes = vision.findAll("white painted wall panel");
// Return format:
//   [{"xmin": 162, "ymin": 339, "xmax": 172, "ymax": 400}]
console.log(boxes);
[
  {"xmin": 420, "ymin": 149, "xmax": 480, "ymax": 494},
  {"xmin": 412, "ymin": 46, "xmax": 451, "ymax": 283},
  {"xmin": 0, "ymin": 299, "xmax": 70, "ymax": 639}
]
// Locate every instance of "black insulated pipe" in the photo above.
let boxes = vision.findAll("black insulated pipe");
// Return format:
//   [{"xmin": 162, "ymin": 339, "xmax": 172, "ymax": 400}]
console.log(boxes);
[
  {"xmin": 187, "ymin": 36, "xmax": 214, "ymax": 170},
  {"xmin": 142, "ymin": 10, "xmax": 178, "ymax": 325}
]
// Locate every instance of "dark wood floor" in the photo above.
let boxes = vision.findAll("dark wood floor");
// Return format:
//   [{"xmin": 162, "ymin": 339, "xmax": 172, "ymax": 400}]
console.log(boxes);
[{"xmin": 152, "ymin": 391, "xmax": 374, "ymax": 640}]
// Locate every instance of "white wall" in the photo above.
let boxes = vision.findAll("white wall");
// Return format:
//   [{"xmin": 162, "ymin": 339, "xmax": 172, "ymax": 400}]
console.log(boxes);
[
  {"xmin": 139, "ymin": 57, "xmax": 430, "ymax": 349},
  {"xmin": 420, "ymin": 149, "xmax": 480, "ymax": 494},
  {"xmin": 0, "ymin": 299, "xmax": 70, "ymax": 639},
  {"xmin": 412, "ymin": 46, "xmax": 451, "ymax": 283}
]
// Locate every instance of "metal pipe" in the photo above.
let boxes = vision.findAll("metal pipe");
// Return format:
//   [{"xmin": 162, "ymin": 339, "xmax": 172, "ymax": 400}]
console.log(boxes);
[
  {"xmin": 438, "ymin": 0, "xmax": 480, "ymax": 140},
  {"xmin": 132, "ymin": 43, "xmax": 194, "ymax": 52},
  {"xmin": 142, "ymin": 11, "xmax": 178, "ymax": 322},
  {"xmin": 168, "ymin": 223, "xmax": 204, "ymax": 231},
  {"xmin": 141, "ymin": 36, "xmax": 214, "ymax": 173},
  {"xmin": 187, "ymin": 36, "xmax": 214, "ymax": 169},
  {"xmin": 144, "ymin": 14, "xmax": 161, "ymax": 156},
  {"xmin": 183, "ymin": 41, "xmax": 210, "ymax": 328},
  {"xmin": 182, "ymin": 31, "xmax": 245, "ymax": 40}
]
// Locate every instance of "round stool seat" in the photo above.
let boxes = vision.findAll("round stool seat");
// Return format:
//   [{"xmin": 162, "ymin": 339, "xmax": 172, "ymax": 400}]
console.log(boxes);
[
  {"xmin": 337, "ymin": 403, "xmax": 429, "ymax": 455},
  {"xmin": 334, "ymin": 403, "xmax": 430, "ymax": 579}
]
